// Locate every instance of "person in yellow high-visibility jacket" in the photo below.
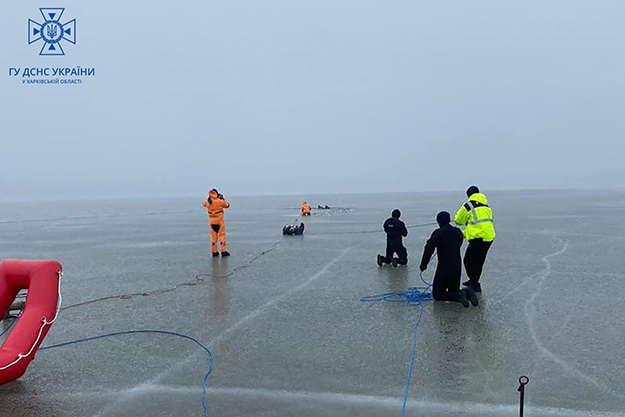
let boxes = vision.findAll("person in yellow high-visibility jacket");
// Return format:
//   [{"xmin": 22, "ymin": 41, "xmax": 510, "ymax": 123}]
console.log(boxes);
[
  {"xmin": 301, "ymin": 201, "xmax": 311, "ymax": 216},
  {"xmin": 454, "ymin": 185, "xmax": 495, "ymax": 293},
  {"xmin": 202, "ymin": 189, "xmax": 230, "ymax": 257}
]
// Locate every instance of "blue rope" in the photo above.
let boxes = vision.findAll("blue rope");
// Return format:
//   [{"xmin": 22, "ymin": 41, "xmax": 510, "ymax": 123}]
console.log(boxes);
[
  {"xmin": 360, "ymin": 272, "xmax": 433, "ymax": 417},
  {"xmin": 39, "ymin": 329, "xmax": 213, "ymax": 417},
  {"xmin": 401, "ymin": 302, "xmax": 424, "ymax": 417},
  {"xmin": 360, "ymin": 270, "xmax": 432, "ymax": 305},
  {"xmin": 360, "ymin": 286, "xmax": 432, "ymax": 305}
]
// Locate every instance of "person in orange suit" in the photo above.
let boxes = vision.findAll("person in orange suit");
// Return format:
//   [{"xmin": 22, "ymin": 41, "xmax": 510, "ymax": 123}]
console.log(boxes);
[
  {"xmin": 301, "ymin": 201, "xmax": 311, "ymax": 216},
  {"xmin": 202, "ymin": 189, "xmax": 230, "ymax": 257}
]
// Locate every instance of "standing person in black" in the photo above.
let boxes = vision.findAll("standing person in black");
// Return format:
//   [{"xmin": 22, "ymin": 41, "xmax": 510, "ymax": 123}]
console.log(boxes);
[
  {"xmin": 377, "ymin": 209, "xmax": 408, "ymax": 267},
  {"xmin": 419, "ymin": 211, "xmax": 478, "ymax": 308}
]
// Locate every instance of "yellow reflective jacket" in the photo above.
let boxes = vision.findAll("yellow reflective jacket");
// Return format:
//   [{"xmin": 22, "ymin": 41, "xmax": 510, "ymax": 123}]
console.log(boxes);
[{"xmin": 454, "ymin": 193, "xmax": 495, "ymax": 242}]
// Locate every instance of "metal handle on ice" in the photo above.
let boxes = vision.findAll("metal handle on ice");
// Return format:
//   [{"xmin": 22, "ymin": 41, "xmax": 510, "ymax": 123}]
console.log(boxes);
[{"xmin": 518, "ymin": 375, "xmax": 529, "ymax": 417}]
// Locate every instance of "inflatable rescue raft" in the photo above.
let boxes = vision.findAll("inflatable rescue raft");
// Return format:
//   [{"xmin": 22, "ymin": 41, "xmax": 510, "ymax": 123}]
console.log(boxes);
[{"xmin": 0, "ymin": 260, "xmax": 62, "ymax": 384}]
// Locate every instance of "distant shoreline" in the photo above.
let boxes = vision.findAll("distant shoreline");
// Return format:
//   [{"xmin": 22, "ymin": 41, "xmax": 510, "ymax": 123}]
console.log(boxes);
[{"xmin": 1, "ymin": 186, "xmax": 624, "ymax": 204}]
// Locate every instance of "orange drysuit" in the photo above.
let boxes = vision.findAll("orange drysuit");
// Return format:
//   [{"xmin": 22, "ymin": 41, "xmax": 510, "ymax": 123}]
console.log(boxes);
[
  {"xmin": 301, "ymin": 201, "xmax": 311, "ymax": 216},
  {"xmin": 202, "ymin": 189, "xmax": 230, "ymax": 254}
]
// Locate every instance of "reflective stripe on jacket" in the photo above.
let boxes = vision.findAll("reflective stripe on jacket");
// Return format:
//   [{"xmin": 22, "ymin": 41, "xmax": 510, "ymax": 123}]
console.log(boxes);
[{"xmin": 454, "ymin": 193, "xmax": 495, "ymax": 242}]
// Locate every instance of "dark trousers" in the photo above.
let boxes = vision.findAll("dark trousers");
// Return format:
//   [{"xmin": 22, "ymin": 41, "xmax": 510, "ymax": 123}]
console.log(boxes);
[
  {"xmin": 381, "ymin": 240, "xmax": 408, "ymax": 265},
  {"xmin": 432, "ymin": 268, "xmax": 461, "ymax": 302},
  {"xmin": 464, "ymin": 239, "xmax": 493, "ymax": 284}
]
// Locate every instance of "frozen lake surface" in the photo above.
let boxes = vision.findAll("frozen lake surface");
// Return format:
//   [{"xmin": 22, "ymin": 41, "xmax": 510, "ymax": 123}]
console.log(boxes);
[{"xmin": 1, "ymin": 190, "xmax": 625, "ymax": 417}]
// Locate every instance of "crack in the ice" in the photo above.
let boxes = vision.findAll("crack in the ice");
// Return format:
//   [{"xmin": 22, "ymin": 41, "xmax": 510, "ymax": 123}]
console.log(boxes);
[
  {"xmin": 523, "ymin": 240, "xmax": 618, "ymax": 395},
  {"xmin": 92, "ymin": 248, "xmax": 351, "ymax": 417},
  {"xmin": 60, "ymin": 239, "xmax": 285, "ymax": 311}
]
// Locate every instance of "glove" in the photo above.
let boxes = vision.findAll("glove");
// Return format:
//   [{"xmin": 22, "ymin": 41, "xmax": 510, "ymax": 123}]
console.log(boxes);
[
  {"xmin": 419, "ymin": 264, "xmax": 427, "ymax": 272},
  {"xmin": 218, "ymin": 194, "xmax": 224, "ymax": 200}
]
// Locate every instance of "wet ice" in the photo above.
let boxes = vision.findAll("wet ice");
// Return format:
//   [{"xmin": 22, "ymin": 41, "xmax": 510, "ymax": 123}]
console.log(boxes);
[{"xmin": 1, "ymin": 190, "xmax": 625, "ymax": 416}]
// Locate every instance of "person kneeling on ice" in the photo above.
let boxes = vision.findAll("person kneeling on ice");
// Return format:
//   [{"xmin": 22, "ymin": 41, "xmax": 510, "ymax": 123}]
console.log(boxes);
[
  {"xmin": 301, "ymin": 201, "xmax": 311, "ymax": 216},
  {"xmin": 419, "ymin": 211, "xmax": 478, "ymax": 308},
  {"xmin": 283, "ymin": 222, "xmax": 305, "ymax": 236},
  {"xmin": 377, "ymin": 209, "xmax": 408, "ymax": 267},
  {"xmin": 202, "ymin": 188, "xmax": 231, "ymax": 257}
]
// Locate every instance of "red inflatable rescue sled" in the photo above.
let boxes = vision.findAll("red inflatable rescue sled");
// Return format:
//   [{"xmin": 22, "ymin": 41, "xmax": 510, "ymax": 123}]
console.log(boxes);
[{"xmin": 0, "ymin": 260, "xmax": 62, "ymax": 384}]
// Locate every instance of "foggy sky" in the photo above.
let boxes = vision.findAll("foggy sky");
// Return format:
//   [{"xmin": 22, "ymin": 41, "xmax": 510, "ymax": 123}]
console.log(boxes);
[{"xmin": 1, "ymin": 1, "xmax": 624, "ymax": 200}]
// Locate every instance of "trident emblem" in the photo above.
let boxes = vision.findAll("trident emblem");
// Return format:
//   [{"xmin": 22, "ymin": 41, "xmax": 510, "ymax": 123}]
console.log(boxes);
[
  {"xmin": 46, "ymin": 24, "xmax": 58, "ymax": 39},
  {"xmin": 28, "ymin": 8, "xmax": 76, "ymax": 56}
]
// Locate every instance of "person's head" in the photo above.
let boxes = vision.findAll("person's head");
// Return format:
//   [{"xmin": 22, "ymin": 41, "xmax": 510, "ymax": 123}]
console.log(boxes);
[
  {"xmin": 466, "ymin": 185, "xmax": 480, "ymax": 197},
  {"xmin": 209, "ymin": 189, "xmax": 219, "ymax": 198},
  {"xmin": 392, "ymin": 209, "xmax": 401, "ymax": 219},
  {"xmin": 436, "ymin": 211, "xmax": 451, "ymax": 226}
]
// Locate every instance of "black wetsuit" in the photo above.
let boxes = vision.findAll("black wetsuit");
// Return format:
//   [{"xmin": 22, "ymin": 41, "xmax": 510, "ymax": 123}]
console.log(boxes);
[
  {"xmin": 283, "ymin": 223, "xmax": 305, "ymax": 235},
  {"xmin": 381, "ymin": 217, "xmax": 408, "ymax": 265},
  {"xmin": 420, "ymin": 224, "xmax": 464, "ymax": 301}
]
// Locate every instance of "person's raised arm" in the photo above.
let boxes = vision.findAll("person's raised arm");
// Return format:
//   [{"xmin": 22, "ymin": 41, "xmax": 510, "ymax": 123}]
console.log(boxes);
[{"xmin": 454, "ymin": 203, "xmax": 470, "ymax": 226}]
